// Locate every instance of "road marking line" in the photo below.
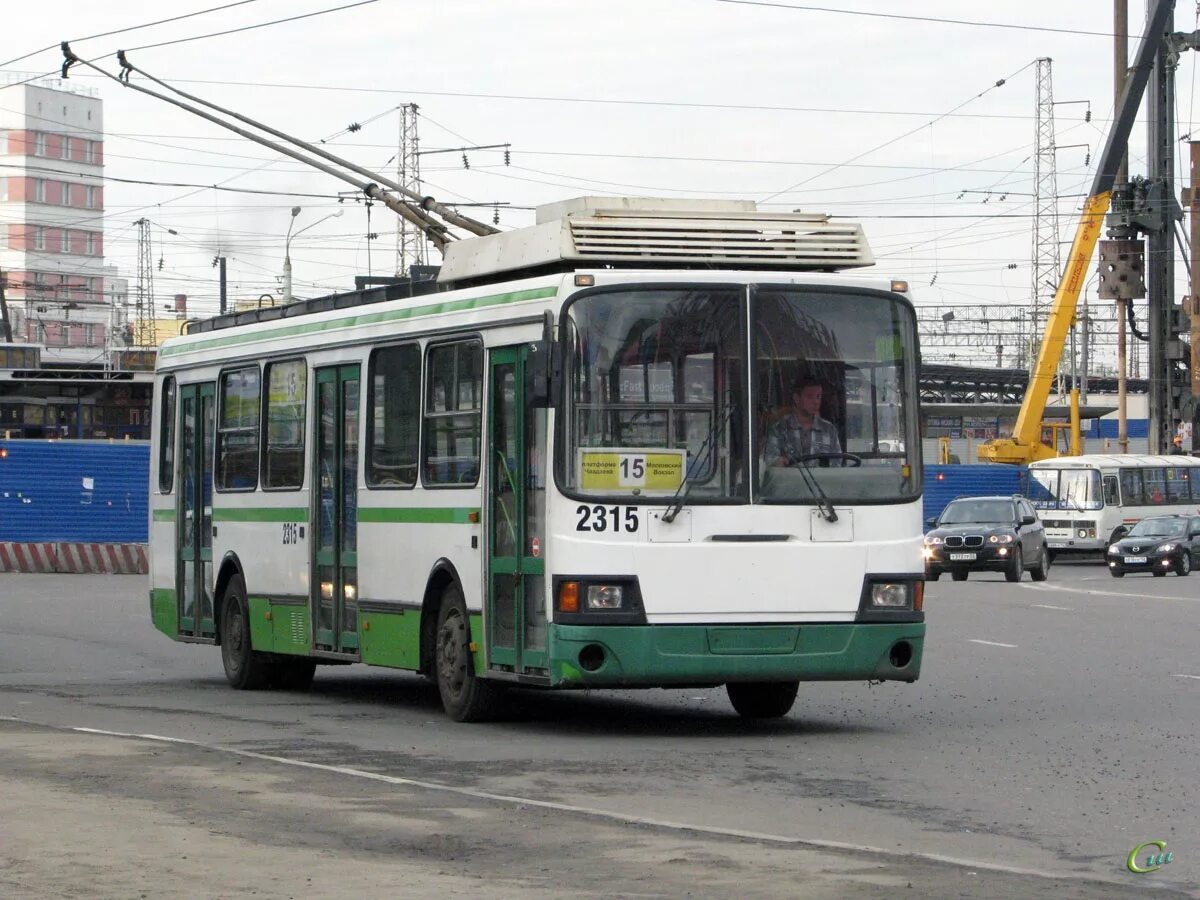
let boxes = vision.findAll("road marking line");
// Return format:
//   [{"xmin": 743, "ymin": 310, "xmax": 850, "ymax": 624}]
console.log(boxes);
[
  {"xmin": 968, "ymin": 639, "xmax": 1017, "ymax": 648},
  {"xmin": 0, "ymin": 715, "xmax": 1133, "ymax": 888},
  {"xmin": 1030, "ymin": 604, "xmax": 1071, "ymax": 611},
  {"xmin": 1018, "ymin": 583, "xmax": 1194, "ymax": 602},
  {"xmin": 1173, "ymin": 674, "xmax": 1200, "ymax": 681}
]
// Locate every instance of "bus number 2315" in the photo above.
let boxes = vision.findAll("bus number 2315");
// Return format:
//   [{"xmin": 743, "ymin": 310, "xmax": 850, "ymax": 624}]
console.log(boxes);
[{"xmin": 576, "ymin": 505, "xmax": 639, "ymax": 533}]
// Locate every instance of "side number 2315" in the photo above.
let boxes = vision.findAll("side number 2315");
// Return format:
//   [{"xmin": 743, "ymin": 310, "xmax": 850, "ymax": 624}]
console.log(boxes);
[{"xmin": 575, "ymin": 504, "xmax": 639, "ymax": 533}]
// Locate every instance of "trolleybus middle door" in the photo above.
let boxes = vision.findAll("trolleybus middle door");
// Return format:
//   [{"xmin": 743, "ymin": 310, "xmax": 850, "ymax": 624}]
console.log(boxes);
[{"xmin": 312, "ymin": 364, "xmax": 361, "ymax": 655}]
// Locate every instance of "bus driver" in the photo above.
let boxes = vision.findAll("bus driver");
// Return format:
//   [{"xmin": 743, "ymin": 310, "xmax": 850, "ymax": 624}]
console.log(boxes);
[{"xmin": 764, "ymin": 379, "xmax": 842, "ymax": 467}]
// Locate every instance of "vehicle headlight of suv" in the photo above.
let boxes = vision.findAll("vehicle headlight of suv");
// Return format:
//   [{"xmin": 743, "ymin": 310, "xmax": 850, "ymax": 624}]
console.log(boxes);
[
  {"xmin": 925, "ymin": 535, "xmax": 944, "ymax": 546},
  {"xmin": 1158, "ymin": 543, "xmax": 1177, "ymax": 553},
  {"xmin": 988, "ymin": 534, "xmax": 1014, "ymax": 544}
]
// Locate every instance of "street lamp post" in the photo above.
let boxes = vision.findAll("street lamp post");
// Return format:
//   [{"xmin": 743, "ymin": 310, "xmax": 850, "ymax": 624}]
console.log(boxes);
[{"xmin": 283, "ymin": 207, "xmax": 342, "ymax": 303}]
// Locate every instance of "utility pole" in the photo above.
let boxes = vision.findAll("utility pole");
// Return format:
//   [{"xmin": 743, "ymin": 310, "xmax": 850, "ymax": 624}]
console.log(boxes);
[
  {"xmin": 0, "ymin": 269, "xmax": 12, "ymax": 343},
  {"xmin": 1188, "ymin": 141, "xmax": 1200, "ymax": 452},
  {"xmin": 218, "ymin": 256, "xmax": 228, "ymax": 314},
  {"xmin": 1115, "ymin": 0, "xmax": 1130, "ymax": 453},
  {"xmin": 1146, "ymin": 2, "xmax": 1188, "ymax": 454}
]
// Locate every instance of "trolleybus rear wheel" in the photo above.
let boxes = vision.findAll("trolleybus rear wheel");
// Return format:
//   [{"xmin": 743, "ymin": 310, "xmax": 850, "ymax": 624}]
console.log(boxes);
[
  {"xmin": 220, "ymin": 575, "xmax": 271, "ymax": 690},
  {"xmin": 726, "ymin": 680, "xmax": 799, "ymax": 719}
]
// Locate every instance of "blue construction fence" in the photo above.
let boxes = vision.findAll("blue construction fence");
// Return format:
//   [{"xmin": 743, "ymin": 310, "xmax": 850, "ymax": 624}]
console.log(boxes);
[
  {"xmin": 923, "ymin": 464, "xmax": 1027, "ymax": 524},
  {"xmin": 0, "ymin": 441, "xmax": 1027, "ymax": 543},
  {"xmin": 0, "ymin": 440, "xmax": 150, "ymax": 543}
]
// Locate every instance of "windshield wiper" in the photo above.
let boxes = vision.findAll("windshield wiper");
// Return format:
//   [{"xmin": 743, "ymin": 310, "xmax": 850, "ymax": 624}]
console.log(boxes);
[
  {"xmin": 791, "ymin": 455, "xmax": 839, "ymax": 523},
  {"xmin": 661, "ymin": 404, "xmax": 733, "ymax": 524}
]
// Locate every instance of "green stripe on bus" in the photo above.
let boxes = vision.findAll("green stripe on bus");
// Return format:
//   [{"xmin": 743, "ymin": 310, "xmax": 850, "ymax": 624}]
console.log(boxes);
[
  {"xmin": 212, "ymin": 507, "xmax": 308, "ymax": 522},
  {"xmin": 152, "ymin": 508, "xmax": 176, "ymax": 521},
  {"xmin": 358, "ymin": 507, "xmax": 479, "ymax": 524},
  {"xmin": 160, "ymin": 286, "xmax": 559, "ymax": 358}
]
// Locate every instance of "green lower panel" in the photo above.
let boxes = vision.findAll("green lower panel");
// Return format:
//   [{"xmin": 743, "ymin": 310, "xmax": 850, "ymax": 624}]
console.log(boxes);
[
  {"xmin": 269, "ymin": 604, "xmax": 311, "ymax": 655},
  {"xmin": 547, "ymin": 622, "xmax": 925, "ymax": 687},
  {"xmin": 247, "ymin": 597, "xmax": 273, "ymax": 652},
  {"xmin": 470, "ymin": 613, "xmax": 484, "ymax": 676},
  {"xmin": 150, "ymin": 588, "xmax": 177, "ymax": 638},
  {"xmin": 360, "ymin": 609, "xmax": 422, "ymax": 670}
]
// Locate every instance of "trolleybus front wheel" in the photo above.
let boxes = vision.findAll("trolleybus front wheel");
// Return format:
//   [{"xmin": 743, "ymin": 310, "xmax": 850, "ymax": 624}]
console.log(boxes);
[
  {"xmin": 726, "ymin": 680, "xmax": 799, "ymax": 719},
  {"xmin": 220, "ymin": 574, "xmax": 272, "ymax": 690},
  {"xmin": 435, "ymin": 584, "xmax": 503, "ymax": 722}
]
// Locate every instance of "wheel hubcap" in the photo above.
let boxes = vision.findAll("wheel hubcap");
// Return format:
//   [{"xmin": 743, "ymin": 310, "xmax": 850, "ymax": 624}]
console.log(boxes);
[{"xmin": 437, "ymin": 612, "xmax": 468, "ymax": 700}]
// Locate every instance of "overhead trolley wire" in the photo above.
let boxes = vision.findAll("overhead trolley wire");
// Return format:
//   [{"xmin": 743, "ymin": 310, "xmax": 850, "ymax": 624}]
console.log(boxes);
[
  {"xmin": 714, "ymin": 1, "xmax": 1129, "ymax": 38},
  {"xmin": 0, "ymin": 0, "xmax": 265, "ymax": 68}
]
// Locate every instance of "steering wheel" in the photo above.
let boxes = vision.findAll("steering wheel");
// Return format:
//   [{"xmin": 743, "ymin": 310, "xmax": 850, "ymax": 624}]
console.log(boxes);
[{"xmin": 794, "ymin": 452, "xmax": 862, "ymax": 468}]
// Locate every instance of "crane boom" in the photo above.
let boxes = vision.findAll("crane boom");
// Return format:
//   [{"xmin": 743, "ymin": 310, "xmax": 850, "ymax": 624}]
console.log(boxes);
[{"xmin": 978, "ymin": 0, "xmax": 1175, "ymax": 464}]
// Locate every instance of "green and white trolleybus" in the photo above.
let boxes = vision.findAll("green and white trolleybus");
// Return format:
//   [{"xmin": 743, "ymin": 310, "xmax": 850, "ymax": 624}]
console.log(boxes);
[{"xmin": 149, "ymin": 197, "xmax": 926, "ymax": 721}]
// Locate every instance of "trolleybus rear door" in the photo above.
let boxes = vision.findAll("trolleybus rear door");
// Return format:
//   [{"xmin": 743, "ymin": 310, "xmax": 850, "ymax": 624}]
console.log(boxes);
[
  {"xmin": 177, "ymin": 382, "xmax": 216, "ymax": 640},
  {"xmin": 487, "ymin": 347, "xmax": 548, "ymax": 676},
  {"xmin": 312, "ymin": 365, "xmax": 361, "ymax": 654}
]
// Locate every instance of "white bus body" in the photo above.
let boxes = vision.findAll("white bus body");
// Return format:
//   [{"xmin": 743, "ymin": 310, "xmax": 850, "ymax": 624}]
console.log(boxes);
[{"xmin": 1026, "ymin": 454, "xmax": 1200, "ymax": 553}]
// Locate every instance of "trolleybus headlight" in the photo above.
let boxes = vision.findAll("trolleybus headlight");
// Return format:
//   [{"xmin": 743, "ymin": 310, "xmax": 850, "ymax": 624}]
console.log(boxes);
[
  {"xmin": 870, "ymin": 583, "xmax": 910, "ymax": 608},
  {"xmin": 586, "ymin": 584, "xmax": 624, "ymax": 610}
]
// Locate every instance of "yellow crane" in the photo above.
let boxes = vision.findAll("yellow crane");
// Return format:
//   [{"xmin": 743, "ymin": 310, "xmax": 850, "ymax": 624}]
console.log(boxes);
[{"xmin": 978, "ymin": 0, "xmax": 1174, "ymax": 464}]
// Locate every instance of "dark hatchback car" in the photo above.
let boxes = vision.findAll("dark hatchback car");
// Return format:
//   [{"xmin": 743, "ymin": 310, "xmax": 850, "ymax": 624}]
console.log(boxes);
[
  {"xmin": 924, "ymin": 495, "xmax": 1050, "ymax": 583},
  {"xmin": 1106, "ymin": 515, "xmax": 1200, "ymax": 578}
]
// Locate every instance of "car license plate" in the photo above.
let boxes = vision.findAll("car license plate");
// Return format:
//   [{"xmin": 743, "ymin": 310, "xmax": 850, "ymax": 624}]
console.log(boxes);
[
  {"xmin": 1047, "ymin": 541, "xmax": 1068, "ymax": 549},
  {"xmin": 949, "ymin": 553, "xmax": 977, "ymax": 561},
  {"xmin": 1124, "ymin": 556, "xmax": 1147, "ymax": 564}
]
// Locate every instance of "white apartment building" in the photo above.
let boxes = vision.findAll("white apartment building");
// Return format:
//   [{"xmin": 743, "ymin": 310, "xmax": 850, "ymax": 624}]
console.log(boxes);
[{"xmin": 0, "ymin": 74, "xmax": 111, "ymax": 366}]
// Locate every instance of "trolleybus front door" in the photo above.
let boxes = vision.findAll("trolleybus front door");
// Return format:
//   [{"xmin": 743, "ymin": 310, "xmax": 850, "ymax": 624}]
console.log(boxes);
[
  {"xmin": 487, "ymin": 347, "xmax": 548, "ymax": 676},
  {"xmin": 312, "ymin": 365, "xmax": 361, "ymax": 655},
  {"xmin": 177, "ymin": 382, "xmax": 216, "ymax": 640}
]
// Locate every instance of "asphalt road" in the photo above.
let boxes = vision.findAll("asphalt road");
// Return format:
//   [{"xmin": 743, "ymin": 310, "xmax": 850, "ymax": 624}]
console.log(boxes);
[{"xmin": 1, "ymin": 562, "xmax": 1196, "ymax": 898}]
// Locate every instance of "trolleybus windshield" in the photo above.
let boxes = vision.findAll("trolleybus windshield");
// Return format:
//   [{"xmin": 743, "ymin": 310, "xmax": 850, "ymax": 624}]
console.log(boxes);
[{"xmin": 561, "ymin": 284, "xmax": 919, "ymax": 505}]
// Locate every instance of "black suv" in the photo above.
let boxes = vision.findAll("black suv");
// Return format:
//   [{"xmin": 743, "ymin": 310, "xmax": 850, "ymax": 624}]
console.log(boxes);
[
  {"xmin": 1106, "ymin": 514, "xmax": 1200, "ymax": 578},
  {"xmin": 925, "ymin": 495, "xmax": 1050, "ymax": 583}
]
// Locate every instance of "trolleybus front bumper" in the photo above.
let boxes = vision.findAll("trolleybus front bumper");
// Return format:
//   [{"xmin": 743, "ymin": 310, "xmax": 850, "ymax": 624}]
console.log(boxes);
[{"xmin": 547, "ymin": 621, "xmax": 923, "ymax": 687}]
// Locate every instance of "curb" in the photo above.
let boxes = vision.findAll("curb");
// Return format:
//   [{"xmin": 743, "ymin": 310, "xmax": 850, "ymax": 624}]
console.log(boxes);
[{"xmin": 0, "ymin": 543, "xmax": 148, "ymax": 574}]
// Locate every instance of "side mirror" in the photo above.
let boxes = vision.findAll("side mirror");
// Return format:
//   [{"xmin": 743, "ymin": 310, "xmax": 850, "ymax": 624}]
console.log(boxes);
[
  {"xmin": 1112, "ymin": 525, "xmax": 1129, "ymax": 540},
  {"xmin": 926, "ymin": 517, "xmax": 937, "ymax": 529},
  {"xmin": 524, "ymin": 339, "xmax": 561, "ymax": 408},
  {"xmin": 1020, "ymin": 514, "xmax": 1037, "ymax": 526}
]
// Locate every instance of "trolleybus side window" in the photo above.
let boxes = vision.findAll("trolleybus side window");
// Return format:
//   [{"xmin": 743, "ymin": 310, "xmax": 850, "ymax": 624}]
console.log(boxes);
[
  {"xmin": 216, "ymin": 365, "xmax": 261, "ymax": 491},
  {"xmin": 159, "ymin": 375, "xmax": 175, "ymax": 493},
  {"xmin": 262, "ymin": 359, "xmax": 306, "ymax": 490},
  {"xmin": 367, "ymin": 343, "xmax": 420, "ymax": 489},
  {"xmin": 422, "ymin": 339, "xmax": 482, "ymax": 486}
]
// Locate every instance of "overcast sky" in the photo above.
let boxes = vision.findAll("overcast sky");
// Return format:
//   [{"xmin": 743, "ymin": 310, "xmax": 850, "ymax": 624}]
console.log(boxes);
[{"xmin": 0, "ymin": 1, "xmax": 1190, "ymax": 366}]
